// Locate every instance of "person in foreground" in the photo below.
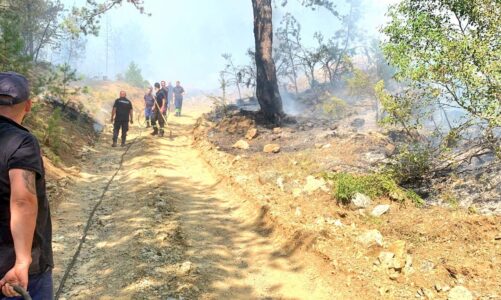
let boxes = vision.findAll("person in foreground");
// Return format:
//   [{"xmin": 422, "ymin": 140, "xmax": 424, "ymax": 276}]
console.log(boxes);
[
  {"xmin": 0, "ymin": 72, "xmax": 54, "ymax": 299},
  {"xmin": 111, "ymin": 91, "xmax": 133, "ymax": 147}
]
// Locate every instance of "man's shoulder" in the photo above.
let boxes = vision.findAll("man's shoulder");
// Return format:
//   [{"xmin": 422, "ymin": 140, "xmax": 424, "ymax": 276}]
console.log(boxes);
[
  {"xmin": 0, "ymin": 121, "xmax": 35, "ymax": 141},
  {"xmin": 0, "ymin": 124, "xmax": 39, "ymax": 155},
  {"xmin": 117, "ymin": 98, "xmax": 132, "ymax": 104},
  {"xmin": 16, "ymin": 130, "xmax": 39, "ymax": 147}
]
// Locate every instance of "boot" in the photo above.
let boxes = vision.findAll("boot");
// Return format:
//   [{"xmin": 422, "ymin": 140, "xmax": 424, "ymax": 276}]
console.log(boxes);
[
  {"xmin": 112, "ymin": 142, "xmax": 117, "ymax": 147},
  {"xmin": 151, "ymin": 127, "xmax": 158, "ymax": 136},
  {"xmin": 146, "ymin": 120, "xmax": 150, "ymax": 128},
  {"xmin": 121, "ymin": 139, "xmax": 126, "ymax": 147},
  {"xmin": 159, "ymin": 129, "xmax": 165, "ymax": 137}
]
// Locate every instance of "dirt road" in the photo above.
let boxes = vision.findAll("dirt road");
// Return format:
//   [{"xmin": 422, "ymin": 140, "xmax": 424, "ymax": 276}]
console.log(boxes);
[{"xmin": 52, "ymin": 109, "xmax": 339, "ymax": 300}]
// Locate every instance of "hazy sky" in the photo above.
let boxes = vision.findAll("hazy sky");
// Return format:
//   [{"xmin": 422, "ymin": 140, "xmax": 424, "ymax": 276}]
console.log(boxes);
[{"xmin": 68, "ymin": 0, "xmax": 399, "ymax": 91}]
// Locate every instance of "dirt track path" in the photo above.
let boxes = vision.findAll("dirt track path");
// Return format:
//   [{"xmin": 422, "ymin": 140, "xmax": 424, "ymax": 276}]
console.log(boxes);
[{"xmin": 52, "ymin": 108, "xmax": 338, "ymax": 300}]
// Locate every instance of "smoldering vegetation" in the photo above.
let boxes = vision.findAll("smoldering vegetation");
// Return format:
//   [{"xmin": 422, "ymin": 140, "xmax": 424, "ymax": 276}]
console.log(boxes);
[{"xmin": 210, "ymin": 0, "xmax": 500, "ymax": 213}]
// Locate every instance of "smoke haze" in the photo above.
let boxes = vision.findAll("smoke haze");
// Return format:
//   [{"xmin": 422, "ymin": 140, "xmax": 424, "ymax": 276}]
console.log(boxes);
[{"xmin": 62, "ymin": 0, "xmax": 399, "ymax": 92}]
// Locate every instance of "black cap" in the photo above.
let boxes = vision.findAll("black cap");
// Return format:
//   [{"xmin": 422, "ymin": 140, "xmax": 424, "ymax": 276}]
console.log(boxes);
[{"xmin": 0, "ymin": 72, "xmax": 30, "ymax": 105}]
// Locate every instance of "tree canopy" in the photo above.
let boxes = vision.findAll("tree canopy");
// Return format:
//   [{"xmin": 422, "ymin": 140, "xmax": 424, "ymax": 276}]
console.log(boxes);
[
  {"xmin": 124, "ymin": 61, "xmax": 147, "ymax": 88},
  {"xmin": 382, "ymin": 0, "xmax": 500, "ymax": 128},
  {"xmin": 378, "ymin": 0, "xmax": 501, "ymax": 178}
]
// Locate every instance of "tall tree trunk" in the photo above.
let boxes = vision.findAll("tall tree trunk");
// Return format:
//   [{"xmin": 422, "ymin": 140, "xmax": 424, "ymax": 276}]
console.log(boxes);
[{"xmin": 252, "ymin": 0, "xmax": 284, "ymax": 123}]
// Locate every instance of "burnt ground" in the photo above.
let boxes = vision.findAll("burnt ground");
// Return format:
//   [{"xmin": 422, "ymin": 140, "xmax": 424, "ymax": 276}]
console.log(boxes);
[{"xmin": 192, "ymin": 103, "xmax": 501, "ymax": 299}]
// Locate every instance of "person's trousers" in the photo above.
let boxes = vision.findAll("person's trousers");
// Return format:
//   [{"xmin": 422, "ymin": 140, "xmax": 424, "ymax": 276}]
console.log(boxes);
[
  {"xmin": 0, "ymin": 270, "xmax": 53, "ymax": 300},
  {"xmin": 113, "ymin": 120, "xmax": 129, "ymax": 144},
  {"xmin": 145, "ymin": 106, "xmax": 153, "ymax": 121},
  {"xmin": 175, "ymin": 98, "xmax": 183, "ymax": 116},
  {"xmin": 151, "ymin": 109, "xmax": 165, "ymax": 128},
  {"xmin": 168, "ymin": 98, "xmax": 173, "ymax": 111}
]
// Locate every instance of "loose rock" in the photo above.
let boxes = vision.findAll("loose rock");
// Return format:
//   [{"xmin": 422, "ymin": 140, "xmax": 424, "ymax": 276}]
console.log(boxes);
[
  {"xmin": 388, "ymin": 240, "xmax": 406, "ymax": 269},
  {"xmin": 233, "ymin": 140, "xmax": 250, "ymax": 150},
  {"xmin": 351, "ymin": 193, "xmax": 372, "ymax": 209},
  {"xmin": 385, "ymin": 143, "xmax": 396, "ymax": 156},
  {"xmin": 292, "ymin": 188, "xmax": 302, "ymax": 198},
  {"xmin": 276, "ymin": 177, "xmax": 285, "ymax": 191},
  {"xmin": 303, "ymin": 176, "xmax": 329, "ymax": 194},
  {"xmin": 272, "ymin": 127, "xmax": 282, "ymax": 134},
  {"xmin": 357, "ymin": 229, "xmax": 384, "ymax": 247},
  {"xmin": 435, "ymin": 283, "xmax": 450, "ymax": 293},
  {"xmin": 245, "ymin": 128, "xmax": 258, "ymax": 140},
  {"xmin": 447, "ymin": 286, "xmax": 473, "ymax": 300},
  {"xmin": 378, "ymin": 251, "xmax": 395, "ymax": 268},
  {"xmin": 179, "ymin": 261, "xmax": 193, "ymax": 275},
  {"xmin": 263, "ymin": 144, "xmax": 281, "ymax": 153},
  {"xmin": 423, "ymin": 288, "xmax": 435, "ymax": 299},
  {"xmin": 295, "ymin": 207, "xmax": 302, "ymax": 217},
  {"xmin": 371, "ymin": 204, "xmax": 391, "ymax": 217}
]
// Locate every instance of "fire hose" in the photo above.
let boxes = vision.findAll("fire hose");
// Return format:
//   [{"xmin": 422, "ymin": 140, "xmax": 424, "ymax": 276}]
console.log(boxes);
[
  {"xmin": 11, "ymin": 285, "xmax": 32, "ymax": 300},
  {"xmin": 54, "ymin": 96, "xmax": 172, "ymax": 299},
  {"xmin": 54, "ymin": 121, "xmax": 143, "ymax": 300}
]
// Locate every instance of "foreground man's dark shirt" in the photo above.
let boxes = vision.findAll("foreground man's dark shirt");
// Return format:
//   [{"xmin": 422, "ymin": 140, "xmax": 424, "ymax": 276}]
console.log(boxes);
[{"xmin": 0, "ymin": 115, "xmax": 53, "ymax": 278}]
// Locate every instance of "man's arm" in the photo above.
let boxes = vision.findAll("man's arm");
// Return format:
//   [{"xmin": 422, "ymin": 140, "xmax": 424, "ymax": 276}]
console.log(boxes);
[
  {"xmin": 160, "ymin": 94, "xmax": 166, "ymax": 112},
  {"xmin": 129, "ymin": 103, "xmax": 134, "ymax": 124},
  {"xmin": 111, "ymin": 107, "xmax": 116, "ymax": 123},
  {"xmin": 152, "ymin": 95, "xmax": 158, "ymax": 111},
  {"xmin": 0, "ymin": 169, "xmax": 37, "ymax": 296}
]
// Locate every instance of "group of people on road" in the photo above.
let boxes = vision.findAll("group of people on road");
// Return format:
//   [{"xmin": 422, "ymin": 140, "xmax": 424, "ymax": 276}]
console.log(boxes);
[
  {"xmin": 143, "ymin": 81, "xmax": 185, "ymax": 137},
  {"xmin": 110, "ymin": 80, "xmax": 185, "ymax": 147}
]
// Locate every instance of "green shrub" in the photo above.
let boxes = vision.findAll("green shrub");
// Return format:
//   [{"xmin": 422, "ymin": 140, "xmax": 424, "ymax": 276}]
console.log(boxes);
[
  {"xmin": 347, "ymin": 68, "xmax": 374, "ymax": 100},
  {"xmin": 320, "ymin": 96, "xmax": 348, "ymax": 119},
  {"xmin": 324, "ymin": 172, "xmax": 424, "ymax": 206},
  {"xmin": 43, "ymin": 108, "xmax": 64, "ymax": 153},
  {"xmin": 385, "ymin": 143, "xmax": 432, "ymax": 184}
]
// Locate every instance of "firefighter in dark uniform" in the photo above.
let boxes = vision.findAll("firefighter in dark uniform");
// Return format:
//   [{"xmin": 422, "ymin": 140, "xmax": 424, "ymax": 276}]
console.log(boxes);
[
  {"xmin": 111, "ymin": 91, "xmax": 133, "ymax": 147},
  {"xmin": 151, "ymin": 82, "xmax": 166, "ymax": 137},
  {"xmin": 0, "ymin": 72, "xmax": 54, "ymax": 299}
]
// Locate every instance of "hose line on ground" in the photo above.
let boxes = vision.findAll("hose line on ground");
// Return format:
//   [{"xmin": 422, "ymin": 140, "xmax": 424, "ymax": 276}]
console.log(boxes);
[{"xmin": 54, "ymin": 122, "xmax": 143, "ymax": 300}]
